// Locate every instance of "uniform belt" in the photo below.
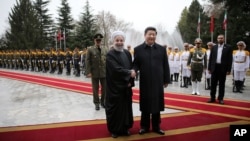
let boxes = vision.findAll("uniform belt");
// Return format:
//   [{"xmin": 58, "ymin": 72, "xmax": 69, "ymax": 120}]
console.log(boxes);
[
  {"xmin": 191, "ymin": 61, "xmax": 202, "ymax": 63},
  {"xmin": 235, "ymin": 61, "xmax": 245, "ymax": 63},
  {"xmin": 182, "ymin": 59, "xmax": 188, "ymax": 61}
]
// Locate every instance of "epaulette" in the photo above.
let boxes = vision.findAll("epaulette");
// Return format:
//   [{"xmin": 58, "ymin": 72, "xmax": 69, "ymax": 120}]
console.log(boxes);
[
  {"xmin": 189, "ymin": 48, "xmax": 195, "ymax": 53},
  {"xmin": 233, "ymin": 50, "xmax": 237, "ymax": 55},
  {"xmin": 245, "ymin": 50, "xmax": 249, "ymax": 56},
  {"xmin": 201, "ymin": 48, "xmax": 206, "ymax": 53}
]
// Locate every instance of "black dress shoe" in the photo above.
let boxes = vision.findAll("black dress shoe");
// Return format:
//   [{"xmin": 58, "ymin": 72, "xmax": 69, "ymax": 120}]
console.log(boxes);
[
  {"xmin": 111, "ymin": 133, "xmax": 118, "ymax": 138},
  {"xmin": 101, "ymin": 103, "xmax": 105, "ymax": 108},
  {"xmin": 122, "ymin": 130, "xmax": 130, "ymax": 136},
  {"xmin": 95, "ymin": 104, "xmax": 100, "ymax": 110},
  {"xmin": 218, "ymin": 100, "xmax": 224, "ymax": 105},
  {"xmin": 207, "ymin": 99, "xmax": 215, "ymax": 103},
  {"xmin": 153, "ymin": 129, "xmax": 165, "ymax": 135},
  {"xmin": 139, "ymin": 128, "xmax": 149, "ymax": 135}
]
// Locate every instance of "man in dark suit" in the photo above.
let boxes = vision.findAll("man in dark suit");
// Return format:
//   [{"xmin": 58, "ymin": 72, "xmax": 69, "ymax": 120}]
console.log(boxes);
[
  {"xmin": 207, "ymin": 34, "xmax": 233, "ymax": 104},
  {"xmin": 133, "ymin": 27, "xmax": 171, "ymax": 135}
]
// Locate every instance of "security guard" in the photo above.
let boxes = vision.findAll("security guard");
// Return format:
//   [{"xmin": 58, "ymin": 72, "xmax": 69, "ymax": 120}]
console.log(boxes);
[
  {"xmin": 187, "ymin": 38, "xmax": 207, "ymax": 95},
  {"xmin": 85, "ymin": 33, "xmax": 108, "ymax": 110}
]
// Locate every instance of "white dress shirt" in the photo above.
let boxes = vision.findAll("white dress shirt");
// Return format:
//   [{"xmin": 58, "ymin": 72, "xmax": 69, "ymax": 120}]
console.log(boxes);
[{"xmin": 216, "ymin": 44, "xmax": 224, "ymax": 64}]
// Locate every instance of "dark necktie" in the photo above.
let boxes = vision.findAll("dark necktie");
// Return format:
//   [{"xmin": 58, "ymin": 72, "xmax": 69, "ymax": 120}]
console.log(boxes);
[{"xmin": 97, "ymin": 46, "xmax": 101, "ymax": 52}]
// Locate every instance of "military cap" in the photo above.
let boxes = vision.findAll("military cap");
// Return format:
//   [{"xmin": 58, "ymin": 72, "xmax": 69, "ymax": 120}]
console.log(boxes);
[{"xmin": 93, "ymin": 33, "xmax": 103, "ymax": 40}]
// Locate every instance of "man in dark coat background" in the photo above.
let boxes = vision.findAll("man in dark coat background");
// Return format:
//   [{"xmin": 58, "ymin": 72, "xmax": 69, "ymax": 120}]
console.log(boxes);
[
  {"xmin": 208, "ymin": 34, "xmax": 233, "ymax": 104},
  {"xmin": 133, "ymin": 27, "xmax": 171, "ymax": 135}
]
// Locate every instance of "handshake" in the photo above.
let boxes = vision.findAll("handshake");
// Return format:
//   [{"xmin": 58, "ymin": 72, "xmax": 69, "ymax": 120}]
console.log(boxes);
[{"xmin": 130, "ymin": 69, "xmax": 136, "ymax": 78}]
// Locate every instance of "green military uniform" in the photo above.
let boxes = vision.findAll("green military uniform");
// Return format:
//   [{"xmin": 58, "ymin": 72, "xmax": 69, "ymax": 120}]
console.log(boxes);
[
  {"xmin": 187, "ymin": 46, "xmax": 207, "ymax": 95},
  {"xmin": 85, "ymin": 33, "xmax": 108, "ymax": 110}
]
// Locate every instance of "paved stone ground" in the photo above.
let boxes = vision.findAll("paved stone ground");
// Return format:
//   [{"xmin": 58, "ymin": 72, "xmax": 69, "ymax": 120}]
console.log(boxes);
[{"xmin": 0, "ymin": 68, "xmax": 249, "ymax": 127}]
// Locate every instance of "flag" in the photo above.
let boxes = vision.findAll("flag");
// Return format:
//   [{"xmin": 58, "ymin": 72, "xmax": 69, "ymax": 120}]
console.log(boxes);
[
  {"xmin": 223, "ymin": 11, "xmax": 227, "ymax": 30},
  {"xmin": 210, "ymin": 15, "xmax": 214, "ymax": 33},
  {"xmin": 57, "ymin": 29, "xmax": 61, "ymax": 41},
  {"xmin": 197, "ymin": 12, "xmax": 201, "ymax": 33}
]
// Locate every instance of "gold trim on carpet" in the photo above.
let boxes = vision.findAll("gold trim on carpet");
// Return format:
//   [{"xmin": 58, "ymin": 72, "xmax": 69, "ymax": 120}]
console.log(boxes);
[{"xmin": 82, "ymin": 120, "xmax": 250, "ymax": 141}]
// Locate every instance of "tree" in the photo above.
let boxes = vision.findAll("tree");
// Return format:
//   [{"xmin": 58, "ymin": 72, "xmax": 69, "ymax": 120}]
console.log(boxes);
[
  {"xmin": 57, "ymin": 0, "xmax": 74, "ymax": 50},
  {"xmin": 206, "ymin": 0, "xmax": 250, "ymax": 50},
  {"xmin": 75, "ymin": 0, "xmax": 97, "ymax": 48},
  {"xmin": 0, "ymin": 35, "xmax": 8, "ymax": 50},
  {"xmin": 34, "ymin": 0, "xmax": 54, "ymax": 48},
  {"xmin": 6, "ymin": 0, "xmax": 42, "ymax": 50},
  {"xmin": 178, "ymin": 0, "xmax": 210, "ymax": 45},
  {"xmin": 95, "ymin": 11, "xmax": 132, "ymax": 47},
  {"xmin": 177, "ymin": 7, "xmax": 189, "ymax": 42}
]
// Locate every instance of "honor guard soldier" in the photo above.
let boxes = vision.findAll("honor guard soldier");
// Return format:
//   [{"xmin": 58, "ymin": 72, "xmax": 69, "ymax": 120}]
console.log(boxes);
[
  {"xmin": 85, "ymin": 33, "xmax": 108, "ymax": 110},
  {"xmin": 173, "ymin": 47, "xmax": 181, "ymax": 82},
  {"xmin": 180, "ymin": 43, "xmax": 191, "ymax": 88},
  {"xmin": 187, "ymin": 38, "xmax": 207, "ymax": 95},
  {"xmin": 80, "ymin": 48, "xmax": 87, "ymax": 75},
  {"xmin": 205, "ymin": 42, "xmax": 214, "ymax": 90},
  {"xmin": 65, "ymin": 48, "xmax": 73, "ymax": 75},
  {"xmin": 41, "ymin": 49, "xmax": 50, "ymax": 73},
  {"xmin": 167, "ymin": 46, "xmax": 174, "ymax": 83},
  {"xmin": 29, "ymin": 49, "xmax": 35, "ymax": 71},
  {"xmin": 0, "ymin": 51, "xmax": 2, "ymax": 68},
  {"xmin": 232, "ymin": 41, "xmax": 249, "ymax": 93},
  {"xmin": 73, "ymin": 47, "xmax": 80, "ymax": 77},
  {"xmin": 24, "ymin": 50, "xmax": 30, "ymax": 71},
  {"xmin": 13, "ymin": 50, "xmax": 18, "ymax": 69},
  {"xmin": 49, "ymin": 48, "xmax": 57, "ymax": 73},
  {"xmin": 19, "ymin": 50, "xmax": 25, "ymax": 70},
  {"xmin": 0, "ymin": 50, "xmax": 3, "ymax": 68},
  {"xmin": 57, "ymin": 49, "xmax": 65, "ymax": 74}
]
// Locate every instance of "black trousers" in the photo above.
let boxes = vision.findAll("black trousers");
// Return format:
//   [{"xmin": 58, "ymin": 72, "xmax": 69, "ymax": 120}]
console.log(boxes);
[
  {"xmin": 140, "ymin": 112, "xmax": 161, "ymax": 130},
  {"xmin": 210, "ymin": 64, "xmax": 227, "ymax": 100}
]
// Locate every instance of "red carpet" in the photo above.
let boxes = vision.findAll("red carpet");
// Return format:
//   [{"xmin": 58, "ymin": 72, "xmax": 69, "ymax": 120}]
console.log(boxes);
[{"xmin": 0, "ymin": 70, "xmax": 250, "ymax": 141}]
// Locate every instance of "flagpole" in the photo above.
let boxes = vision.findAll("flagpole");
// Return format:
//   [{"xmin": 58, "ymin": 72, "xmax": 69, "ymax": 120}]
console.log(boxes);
[
  {"xmin": 211, "ymin": 32, "xmax": 213, "ymax": 42},
  {"xmin": 64, "ymin": 28, "xmax": 66, "ymax": 51},
  {"xmin": 210, "ymin": 15, "xmax": 214, "ymax": 42},
  {"xmin": 198, "ymin": 12, "xmax": 201, "ymax": 38},
  {"xmin": 224, "ymin": 10, "xmax": 227, "ymax": 44},
  {"xmin": 55, "ymin": 31, "xmax": 57, "ymax": 51},
  {"xmin": 60, "ymin": 29, "xmax": 61, "ymax": 50}
]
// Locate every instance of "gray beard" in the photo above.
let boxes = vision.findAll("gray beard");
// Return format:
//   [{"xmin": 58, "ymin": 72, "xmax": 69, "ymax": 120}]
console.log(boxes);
[{"xmin": 114, "ymin": 45, "xmax": 124, "ymax": 52}]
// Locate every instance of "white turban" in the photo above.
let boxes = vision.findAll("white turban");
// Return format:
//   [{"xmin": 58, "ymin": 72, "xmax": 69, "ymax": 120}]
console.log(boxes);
[{"xmin": 111, "ymin": 31, "xmax": 126, "ymax": 41}]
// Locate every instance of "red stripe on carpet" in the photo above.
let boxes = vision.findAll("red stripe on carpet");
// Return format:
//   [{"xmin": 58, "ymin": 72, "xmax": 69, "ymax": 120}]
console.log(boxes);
[
  {"xmin": 0, "ymin": 113, "xmax": 238, "ymax": 141},
  {"xmin": 136, "ymin": 127, "xmax": 229, "ymax": 141},
  {"xmin": 0, "ymin": 70, "xmax": 92, "ymax": 86}
]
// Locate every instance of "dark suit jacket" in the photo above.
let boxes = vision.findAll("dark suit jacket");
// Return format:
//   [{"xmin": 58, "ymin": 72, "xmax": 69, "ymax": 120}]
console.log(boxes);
[{"xmin": 208, "ymin": 44, "xmax": 233, "ymax": 74}]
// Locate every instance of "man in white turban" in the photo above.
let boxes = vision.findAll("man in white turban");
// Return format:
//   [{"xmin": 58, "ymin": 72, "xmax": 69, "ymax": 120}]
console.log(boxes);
[
  {"xmin": 111, "ymin": 31, "xmax": 126, "ymax": 52},
  {"xmin": 105, "ymin": 30, "xmax": 136, "ymax": 138}
]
